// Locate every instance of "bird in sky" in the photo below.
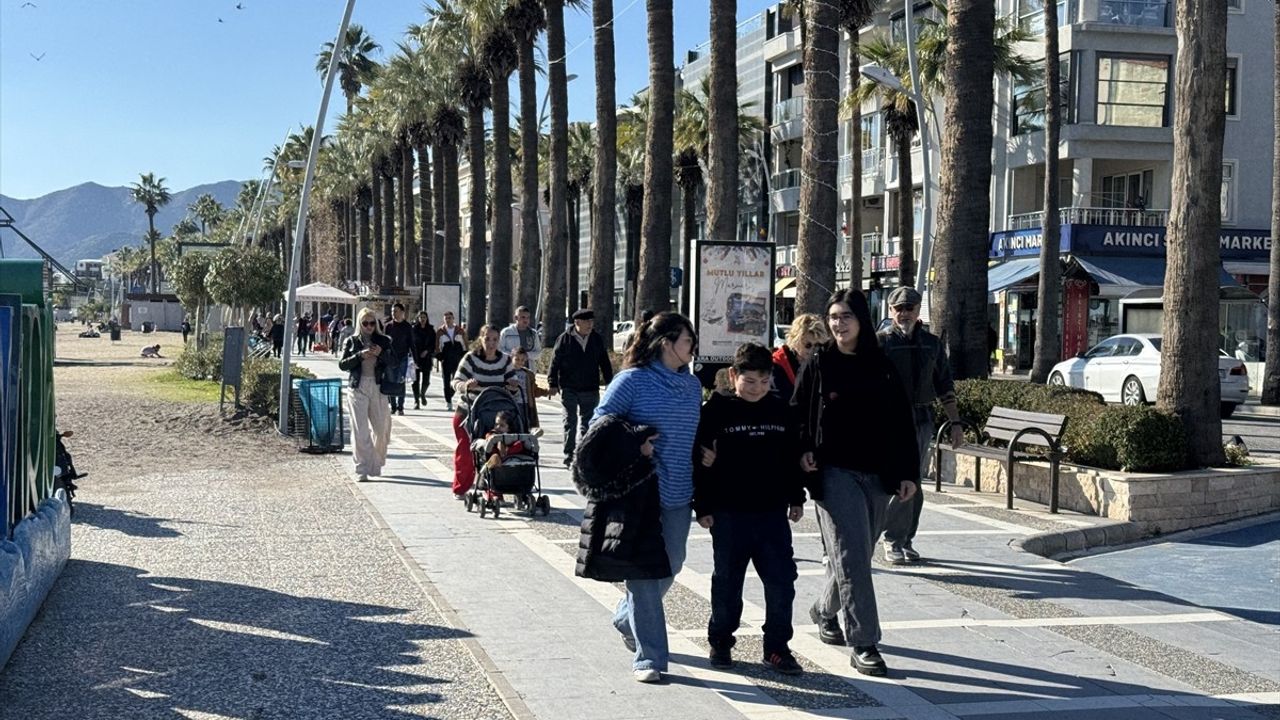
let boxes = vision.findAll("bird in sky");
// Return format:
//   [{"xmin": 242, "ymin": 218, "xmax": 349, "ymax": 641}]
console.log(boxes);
[
  {"xmin": 236, "ymin": 2, "xmax": 245, "ymax": 9},
  {"xmin": 20, "ymin": 2, "xmax": 37, "ymax": 8},
  {"xmin": 217, "ymin": 17, "xmax": 224, "ymax": 23},
  {"xmin": 30, "ymin": 52, "xmax": 45, "ymax": 61}
]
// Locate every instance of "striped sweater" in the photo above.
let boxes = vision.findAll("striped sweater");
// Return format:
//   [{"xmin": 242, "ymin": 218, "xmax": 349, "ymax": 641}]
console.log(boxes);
[
  {"xmin": 452, "ymin": 350, "xmax": 517, "ymax": 400},
  {"xmin": 592, "ymin": 363, "xmax": 703, "ymax": 509}
]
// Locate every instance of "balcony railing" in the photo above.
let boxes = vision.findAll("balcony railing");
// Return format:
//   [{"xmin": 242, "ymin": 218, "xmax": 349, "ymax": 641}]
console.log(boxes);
[
  {"xmin": 771, "ymin": 169, "xmax": 802, "ymax": 190},
  {"xmin": 1006, "ymin": 206, "xmax": 1170, "ymax": 230},
  {"xmin": 772, "ymin": 96, "xmax": 805, "ymax": 126}
]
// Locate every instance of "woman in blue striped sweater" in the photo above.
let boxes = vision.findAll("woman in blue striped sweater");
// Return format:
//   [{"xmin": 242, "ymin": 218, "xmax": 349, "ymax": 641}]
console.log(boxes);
[
  {"xmin": 591, "ymin": 312, "xmax": 702, "ymax": 683},
  {"xmin": 450, "ymin": 325, "xmax": 518, "ymax": 498}
]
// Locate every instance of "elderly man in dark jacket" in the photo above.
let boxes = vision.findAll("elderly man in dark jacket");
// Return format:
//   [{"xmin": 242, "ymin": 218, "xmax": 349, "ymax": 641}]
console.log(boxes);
[{"xmin": 549, "ymin": 308, "xmax": 614, "ymax": 467}]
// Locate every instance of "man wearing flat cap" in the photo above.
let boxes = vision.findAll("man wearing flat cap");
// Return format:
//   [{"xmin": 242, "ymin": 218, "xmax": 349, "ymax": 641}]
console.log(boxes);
[
  {"xmin": 548, "ymin": 308, "xmax": 614, "ymax": 467},
  {"xmin": 877, "ymin": 287, "xmax": 963, "ymax": 565}
]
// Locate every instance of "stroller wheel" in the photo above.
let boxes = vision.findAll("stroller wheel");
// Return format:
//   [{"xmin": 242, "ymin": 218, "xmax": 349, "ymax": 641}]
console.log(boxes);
[{"xmin": 537, "ymin": 495, "xmax": 551, "ymax": 516}]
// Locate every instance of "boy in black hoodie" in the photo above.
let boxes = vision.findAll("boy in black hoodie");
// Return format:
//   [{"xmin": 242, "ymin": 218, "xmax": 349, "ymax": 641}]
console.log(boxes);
[{"xmin": 694, "ymin": 342, "xmax": 806, "ymax": 675}]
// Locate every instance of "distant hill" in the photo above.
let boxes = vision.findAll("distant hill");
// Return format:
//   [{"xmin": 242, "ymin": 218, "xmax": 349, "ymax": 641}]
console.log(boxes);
[{"xmin": 0, "ymin": 180, "xmax": 245, "ymax": 268}]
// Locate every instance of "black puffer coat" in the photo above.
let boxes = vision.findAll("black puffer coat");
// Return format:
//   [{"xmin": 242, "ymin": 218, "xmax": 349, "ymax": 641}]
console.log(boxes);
[{"xmin": 573, "ymin": 415, "xmax": 671, "ymax": 582}]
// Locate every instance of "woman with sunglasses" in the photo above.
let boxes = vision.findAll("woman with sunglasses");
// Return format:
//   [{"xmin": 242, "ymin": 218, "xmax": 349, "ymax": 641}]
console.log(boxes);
[
  {"xmin": 589, "ymin": 311, "xmax": 702, "ymax": 683},
  {"xmin": 338, "ymin": 307, "xmax": 393, "ymax": 482},
  {"xmin": 771, "ymin": 313, "xmax": 830, "ymax": 401}
]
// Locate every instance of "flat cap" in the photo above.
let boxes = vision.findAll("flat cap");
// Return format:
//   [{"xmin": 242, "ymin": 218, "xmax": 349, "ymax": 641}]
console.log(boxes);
[
  {"xmin": 887, "ymin": 286, "xmax": 922, "ymax": 308},
  {"xmin": 572, "ymin": 308, "xmax": 595, "ymax": 320}
]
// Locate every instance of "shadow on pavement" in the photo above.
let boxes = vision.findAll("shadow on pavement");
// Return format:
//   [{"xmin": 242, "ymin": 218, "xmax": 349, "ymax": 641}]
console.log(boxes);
[
  {"xmin": 73, "ymin": 503, "xmax": 184, "ymax": 538},
  {"xmin": 1, "ymin": 560, "xmax": 474, "ymax": 719}
]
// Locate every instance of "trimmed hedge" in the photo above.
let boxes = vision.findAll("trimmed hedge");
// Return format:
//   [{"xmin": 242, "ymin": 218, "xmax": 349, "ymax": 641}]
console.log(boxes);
[
  {"xmin": 174, "ymin": 344, "xmax": 223, "ymax": 381},
  {"xmin": 243, "ymin": 356, "xmax": 314, "ymax": 418},
  {"xmin": 947, "ymin": 379, "xmax": 1190, "ymax": 473}
]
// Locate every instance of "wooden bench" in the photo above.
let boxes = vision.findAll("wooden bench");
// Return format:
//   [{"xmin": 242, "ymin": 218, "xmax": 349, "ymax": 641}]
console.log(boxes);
[{"xmin": 934, "ymin": 407, "xmax": 1069, "ymax": 513}]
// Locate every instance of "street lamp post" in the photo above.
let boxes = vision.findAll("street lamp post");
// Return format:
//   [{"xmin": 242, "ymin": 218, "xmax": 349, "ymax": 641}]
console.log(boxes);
[{"xmin": 277, "ymin": 0, "xmax": 356, "ymax": 436}]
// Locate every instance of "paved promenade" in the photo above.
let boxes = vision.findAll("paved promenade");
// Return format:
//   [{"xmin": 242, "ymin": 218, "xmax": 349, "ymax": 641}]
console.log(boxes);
[{"xmin": 295, "ymin": 355, "xmax": 1280, "ymax": 720}]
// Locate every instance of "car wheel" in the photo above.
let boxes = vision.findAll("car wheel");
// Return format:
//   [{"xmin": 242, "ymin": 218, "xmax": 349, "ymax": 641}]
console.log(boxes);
[
  {"xmin": 1220, "ymin": 403, "xmax": 1237, "ymax": 419},
  {"xmin": 1048, "ymin": 372, "xmax": 1065, "ymax": 387},
  {"xmin": 1121, "ymin": 376, "xmax": 1146, "ymax": 406}
]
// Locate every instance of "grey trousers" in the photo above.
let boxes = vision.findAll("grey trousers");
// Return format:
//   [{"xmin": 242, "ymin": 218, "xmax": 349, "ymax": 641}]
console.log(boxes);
[
  {"xmin": 814, "ymin": 467, "xmax": 891, "ymax": 646},
  {"xmin": 883, "ymin": 409, "xmax": 934, "ymax": 549}
]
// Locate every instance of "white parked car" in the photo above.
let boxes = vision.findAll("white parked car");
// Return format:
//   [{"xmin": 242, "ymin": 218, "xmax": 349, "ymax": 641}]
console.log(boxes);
[
  {"xmin": 613, "ymin": 321, "xmax": 635, "ymax": 353},
  {"xmin": 1046, "ymin": 333, "xmax": 1248, "ymax": 418}
]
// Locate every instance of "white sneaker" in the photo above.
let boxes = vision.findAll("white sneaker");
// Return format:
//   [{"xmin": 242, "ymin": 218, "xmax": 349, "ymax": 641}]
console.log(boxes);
[
  {"xmin": 633, "ymin": 668, "xmax": 661, "ymax": 683},
  {"xmin": 357, "ymin": 474, "xmax": 368, "ymax": 483}
]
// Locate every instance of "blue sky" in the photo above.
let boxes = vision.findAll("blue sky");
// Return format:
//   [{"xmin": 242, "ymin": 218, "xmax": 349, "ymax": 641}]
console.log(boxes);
[{"xmin": 0, "ymin": 0, "xmax": 777, "ymax": 199}]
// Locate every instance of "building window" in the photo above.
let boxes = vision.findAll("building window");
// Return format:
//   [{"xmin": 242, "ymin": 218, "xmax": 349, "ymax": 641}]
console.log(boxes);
[
  {"xmin": 1221, "ymin": 161, "xmax": 1236, "ymax": 224},
  {"xmin": 1096, "ymin": 55, "xmax": 1169, "ymax": 127},
  {"xmin": 1227, "ymin": 0, "xmax": 1243, "ymax": 11},
  {"xmin": 1225, "ymin": 58, "xmax": 1238, "ymax": 117},
  {"xmin": 1017, "ymin": 0, "xmax": 1073, "ymax": 33},
  {"xmin": 1012, "ymin": 53, "xmax": 1074, "ymax": 134},
  {"xmin": 1100, "ymin": 169, "xmax": 1153, "ymax": 208}
]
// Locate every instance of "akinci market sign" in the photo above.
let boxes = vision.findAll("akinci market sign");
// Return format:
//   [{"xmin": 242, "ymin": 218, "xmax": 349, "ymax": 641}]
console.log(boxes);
[{"xmin": 990, "ymin": 225, "xmax": 1272, "ymax": 260}]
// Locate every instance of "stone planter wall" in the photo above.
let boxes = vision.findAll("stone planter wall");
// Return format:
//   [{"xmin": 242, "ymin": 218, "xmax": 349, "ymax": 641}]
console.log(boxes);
[{"xmin": 938, "ymin": 451, "xmax": 1280, "ymax": 534}]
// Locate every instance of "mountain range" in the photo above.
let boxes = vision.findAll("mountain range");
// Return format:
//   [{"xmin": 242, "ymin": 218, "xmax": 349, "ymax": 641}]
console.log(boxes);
[{"xmin": 0, "ymin": 180, "xmax": 245, "ymax": 269}]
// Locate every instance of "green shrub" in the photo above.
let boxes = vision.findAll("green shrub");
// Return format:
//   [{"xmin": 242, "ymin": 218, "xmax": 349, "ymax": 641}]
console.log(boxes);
[
  {"xmin": 241, "ymin": 356, "xmax": 315, "ymax": 418},
  {"xmin": 948, "ymin": 379, "xmax": 1189, "ymax": 472},
  {"xmin": 174, "ymin": 343, "xmax": 223, "ymax": 381}
]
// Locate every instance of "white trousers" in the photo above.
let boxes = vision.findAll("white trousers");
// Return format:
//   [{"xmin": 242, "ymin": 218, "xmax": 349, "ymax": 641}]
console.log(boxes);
[{"xmin": 348, "ymin": 376, "xmax": 391, "ymax": 476}]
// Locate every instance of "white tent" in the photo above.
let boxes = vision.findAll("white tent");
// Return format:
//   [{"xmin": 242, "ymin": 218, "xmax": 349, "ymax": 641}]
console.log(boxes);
[{"xmin": 288, "ymin": 281, "xmax": 358, "ymax": 304}]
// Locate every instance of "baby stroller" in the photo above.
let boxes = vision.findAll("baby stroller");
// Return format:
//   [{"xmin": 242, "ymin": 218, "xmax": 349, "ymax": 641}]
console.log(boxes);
[{"xmin": 463, "ymin": 387, "xmax": 550, "ymax": 518}]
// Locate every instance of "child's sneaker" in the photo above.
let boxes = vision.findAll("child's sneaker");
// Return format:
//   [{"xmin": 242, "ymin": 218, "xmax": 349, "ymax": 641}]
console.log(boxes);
[
  {"xmin": 709, "ymin": 642, "xmax": 734, "ymax": 669},
  {"xmin": 763, "ymin": 649, "xmax": 803, "ymax": 676}
]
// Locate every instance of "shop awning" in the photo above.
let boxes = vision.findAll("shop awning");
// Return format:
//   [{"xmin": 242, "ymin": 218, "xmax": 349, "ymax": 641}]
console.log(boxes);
[
  {"xmin": 1073, "ymin": 256, "xmax": 1237, "ymax": 289},
  {"xmin": 774, "ymin": 276, "xmax": 796, "ymax": 295},
  {"xmin": 987, "ymin": 257, "xmax": 1042, "ymax": 293}
]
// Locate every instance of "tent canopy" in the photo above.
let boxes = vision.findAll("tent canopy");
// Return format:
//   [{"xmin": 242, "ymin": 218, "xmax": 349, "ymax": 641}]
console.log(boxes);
[{"xmin": 286, "ymin": 282, "xmax": 357, "ymax": 304}]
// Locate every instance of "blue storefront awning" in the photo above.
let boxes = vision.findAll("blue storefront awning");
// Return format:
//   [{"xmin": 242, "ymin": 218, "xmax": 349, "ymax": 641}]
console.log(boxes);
[
  {"xmin": 1073, "ymin": 256, "xmax": 1237, "ymax": 288},
  {"xmin": 987, "ymin": 257, "xmax": 1043, "ymax": 293}
]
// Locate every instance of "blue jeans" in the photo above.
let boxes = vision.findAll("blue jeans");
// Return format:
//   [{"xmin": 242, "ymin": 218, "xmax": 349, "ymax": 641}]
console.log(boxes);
[{"xmin": 612, "ymin": 504, "xmax": 692, "ymax": 672}]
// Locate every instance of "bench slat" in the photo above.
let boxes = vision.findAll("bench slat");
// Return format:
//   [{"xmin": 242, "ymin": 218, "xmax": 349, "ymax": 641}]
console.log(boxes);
[
  {"xmin": 984, "ymin": 421, "xmax": 1068, "ymax": 442},
  {"xmin": 989, "ymin": 407, "xmax": 1068, "ymax": 427},
  {"xmin": 984, "ymin": 428, "xmax": 1057, "ymax": 448},
  {"xmin": 985, "ymin": 415, "xmax": 1068, "ymax": 434}
]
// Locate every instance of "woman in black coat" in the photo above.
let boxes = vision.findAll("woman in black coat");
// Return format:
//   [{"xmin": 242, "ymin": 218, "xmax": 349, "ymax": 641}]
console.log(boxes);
[
  {"xmin": 573, "ymin": 415, "xmax": 670, "ymax": 583},
  {"xmin": 793, "ymin": 288, "xmax": 919, "ymax": 678}
]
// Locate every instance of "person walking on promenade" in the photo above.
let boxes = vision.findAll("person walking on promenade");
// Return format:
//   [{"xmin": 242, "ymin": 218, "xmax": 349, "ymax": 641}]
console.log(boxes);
[
  {"xmin": 181, "ymin": 316, "xmax": 192, "ymax": 345},
  {"xmin": 270, "ymin": 314, "xmax": 284, "ymax": 358},
  {"xmin": 510, "ymin": 347, "xmax": 545, "ymax": 430},
  {"xmin": 793, "ymin": 288, "xmax": 919, "ymax": 677},
  {"xmin": 384, "ymin": 303, "xmax": 414, "ymax": 416},
  {"xmin": 548, "ymin": 308, "xmax": 614, "ymax": 467},
  {"xmin": 877, "ymin": 287, "xmax": 963, "ymax": 565},
  {"xmin": 695, "ymin": 342, "xmax": 806, "ymax": 676},
  {"xmin": 410, "ymin": 310, "xmax": 436, "ymax": 410},
  {"xmin": 450, "ymin": 325, "xmax": 518, "ymax": 498},
  {"xmin": 591, "ymin": 311, "xmax": 702, "ymax": 683},
  {"xmin": 296, "ymin": 312, "xmax": 312, "ymax": 356},
  {"xmin": 437, "ymin": 311, "xmax": 467, "ymax": 412},
  {"xmin": 339, "ymin": 307, "xmax": 393, "ymax": 483},
  {"xmin": 320, "ymin": 309, "xmax": 334, "ymax": 349},
  {"xmin": 499, "ymin": 305, "xmax": 542, "ymax": 366},
  {"xmin": 771, "ymin": 313, "xmax": 829, "ymax": 401}
]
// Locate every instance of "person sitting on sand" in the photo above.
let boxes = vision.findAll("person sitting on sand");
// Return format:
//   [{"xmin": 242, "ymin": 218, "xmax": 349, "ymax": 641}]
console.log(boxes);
[{"xmin": 140, "ymin": 344, "xmax": 163, "ymax": 358}]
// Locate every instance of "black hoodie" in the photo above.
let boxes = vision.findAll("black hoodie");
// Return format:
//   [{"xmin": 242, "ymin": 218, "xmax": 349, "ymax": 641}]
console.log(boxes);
[{"xmin": 693, "ymin": 391, "xmax": 806, "ymax": 518}]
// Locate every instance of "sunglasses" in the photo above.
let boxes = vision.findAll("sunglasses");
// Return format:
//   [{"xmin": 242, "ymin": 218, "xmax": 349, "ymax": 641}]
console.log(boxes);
[
  {"xmin": 361, "ymin": 321, "xmax": 376, "ymax": 327},
  {"xmin": 801, "ymin": 341, "xmax": 815, "ymax": 349}
]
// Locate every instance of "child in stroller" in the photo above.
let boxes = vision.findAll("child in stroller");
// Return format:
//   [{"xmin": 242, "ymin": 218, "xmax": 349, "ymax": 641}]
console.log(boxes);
[{"xmin": 464, "ymin": 387, "xmax": 550, "ymax": 518}]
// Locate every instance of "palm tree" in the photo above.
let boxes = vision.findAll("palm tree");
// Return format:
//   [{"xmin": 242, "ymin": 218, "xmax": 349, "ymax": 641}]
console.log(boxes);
[
  {"xmin": 482, "ymin": 2, "xmax": 520, "ymax": 326},
  {"xmin": 567, "ymin": 121, "xmax": 595, "ymax": 313},
  {"xmin": 839, "ymin": 1, "xmax": 875, "ymax": 289},
  {"xmin": 1156, "ymin": 0, "xmax": 1228, "ymax": 466},
  {"xmin": 618, "ymin": 95, "xmax": 649, "ymax": 318},
  {"xmin": 1264, "ymin": 4, "xmax": 1280, "ymax": 405},
  {"xmin": 636, "ymin": 0, "xmax": 675, "ymax": 319},
  {"xmin": 590, "ymin": 0, "xmax": 618, "ymax": 345},
  {"xmin": 316, "ymin": 23, "xmax": 381, "ymax": 116},
  {"xmin": 1029, "ymin": 0, "xmax": 1063, "ymax": 384},
  {"xmin": 189, "ymin": 193, "xmax": 224, "ymax": 236},
  {"xmin": 130, "ymin": 172, "xmax": 171, "ymax": 294},
  {"xmin": 705, "ymin": 0, "xmax": 738, "ymax": 244},
  {"xmin": 794, "ymin": 0, "xmax": 841, "ymax": 314},
  {"xmin": 511, "ymin": 0, "xmax": 546, "ymax": 310}
]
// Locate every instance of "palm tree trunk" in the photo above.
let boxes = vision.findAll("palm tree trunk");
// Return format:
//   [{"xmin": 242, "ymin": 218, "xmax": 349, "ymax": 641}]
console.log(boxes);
[
  {"xmin": 490, "ymin": 72, "xmax": 515, "ymax": 326},
  {"xmin": 567, "ymin": 193, "xmax": 581, "ymax": 312},
  {"xmin": 382, "ymin": 161, "xmax": 396, "ymax": 290},
  {"xmin": 893, "ymin": 134, "xmax": 916, "ymax": 288},
  {"xmin": 358, "ymin": 191, "xmax": 372, "ymax": 285},
  {"xmin": 846, "ymin": 29, "xmax": 863, "ymax": 290},
  {"xmin": 795, "ymin": 0, "xmax": 839, "ymax": 315},
  {"xmin": 1263, "ymin": 4, "xmax": 1280, "ymax": 405},
  {"xmin": 372, "ymin": 162, "xmax": 384, "ymax": 289},
  {"xmin": 590, "ymin": 0, "xmax": 618, "ymax": 346},
  {"xmin": 417, "ymin": 142, "xmax": 434, "ymax": 288},
  {"xmin": 402, "ymin": 141, "xmax": 417, "ymax": 288},
  {"xmin": 681, "ymin": 182, "xmax": 697, "ymax": 314},
  {"xmin": 466, "ymin": 102, "xmax": 488, "ymax": 337},
  {"xmin": 706, "ymin": 0, "xmax": 738, "ymax": 243},
  {"xmin": 1030, "ymin": 1, "xmax": 1062, "ymax": 384},
  {"xmin": 147, "ymin": 215, "xmax": 159, "ymax": 294},
  {"xmin": 542, "ymin": 0, "xmax": 571, "ymax": 345},
  {"xmin": 1157, "ymin": 0, "xmax": 1227, "ymax": 466},
  {"xmin": 933, "ymin": 0, "xmax": 996, "ymax": 380},
  {"xmin": 517, "ymin": 34, "xmax": 542, "ymax": 309},
  {"xmin": 636, "ymin": 0, "xmax": 675, "ymax": 320},
  {"xmin": 625, "ymin": 186, "xmax": 644, "ymax": 318},
  {"xmin": 444, "ymin": 143, "xmax": 462, "ymax": 285},
  {"xmin": 434, "ymin": 143, "xmax": 448, "ymax": 283}
]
